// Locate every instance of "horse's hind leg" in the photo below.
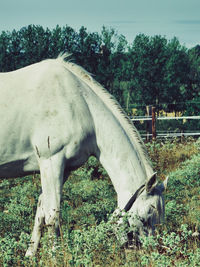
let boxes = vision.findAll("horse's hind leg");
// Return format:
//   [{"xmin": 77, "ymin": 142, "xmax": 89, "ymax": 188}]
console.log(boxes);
[{"xmin": 26, "ymin": 151, "xmax": 65, "ymax": 257}]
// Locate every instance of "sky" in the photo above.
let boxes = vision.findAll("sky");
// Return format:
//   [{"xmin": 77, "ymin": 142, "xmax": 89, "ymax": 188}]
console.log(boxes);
[{"xmin": 0, "ymin": 0, "xmax": 200, "ymax": 48}]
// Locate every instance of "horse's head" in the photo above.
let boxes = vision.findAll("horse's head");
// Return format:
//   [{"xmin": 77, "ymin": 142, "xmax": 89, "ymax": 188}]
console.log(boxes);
[{"xmin": 114, "ymin": 174, "xmax": 167, "ymax": 246}]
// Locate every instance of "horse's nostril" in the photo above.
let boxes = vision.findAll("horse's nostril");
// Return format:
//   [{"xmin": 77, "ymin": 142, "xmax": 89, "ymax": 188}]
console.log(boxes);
[
  {"xmin": 127, "ymin": 231, "xmax": 133, "ymax": 241},
  {"xmin": 127, "ymin": 231, "xmax": 141, "ymax": 248}
]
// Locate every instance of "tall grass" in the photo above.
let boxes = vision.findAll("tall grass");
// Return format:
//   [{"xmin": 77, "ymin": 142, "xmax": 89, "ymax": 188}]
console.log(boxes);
[
  {"xmin": 146, "ymin": 137, "xmax": 200, "ymax": 176},
  {"xmin": 0, "ymin": 138, "xmax": 200, "ymax": 266}
]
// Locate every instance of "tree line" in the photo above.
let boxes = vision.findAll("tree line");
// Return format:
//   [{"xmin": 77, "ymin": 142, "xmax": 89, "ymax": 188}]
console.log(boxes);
[{"xmin": 0, "ymin": 24, "xmax": 199, "ymax": 115}]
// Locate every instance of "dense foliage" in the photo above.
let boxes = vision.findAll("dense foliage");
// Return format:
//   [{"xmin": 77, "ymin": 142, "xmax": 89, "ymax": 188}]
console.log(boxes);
[
  {"xmin": 0, "ymin": 25, "xmax": 200, "ymax": 115},
  {"xmin": 0, "ymin": 24, "xmax": 200, "ymax": 265},
  {"xmin": 0, "ymin": 138, "xmax": 200, "ymax": 266}
]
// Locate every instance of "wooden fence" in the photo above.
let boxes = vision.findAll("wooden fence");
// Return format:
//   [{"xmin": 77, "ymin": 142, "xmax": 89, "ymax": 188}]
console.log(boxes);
[{"xmin": 131, "ymin": 106, "xmax": 200, "ymax": 141}]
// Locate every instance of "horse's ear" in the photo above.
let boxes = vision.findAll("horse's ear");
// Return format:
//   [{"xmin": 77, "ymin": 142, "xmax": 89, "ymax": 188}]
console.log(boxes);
[
  {"xmin": 157, "ymin": 176, "xmax": 168, "ymax": 193},
  {"xmin": 146, "ymin": 172, "xmax": 157, "ymax": 193}
]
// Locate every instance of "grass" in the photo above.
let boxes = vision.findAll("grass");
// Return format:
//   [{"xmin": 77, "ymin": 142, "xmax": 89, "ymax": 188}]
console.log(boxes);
[
  {"xmin": 0, "ymin": 138, "xmax": 200, "ymax": 266},
  {"xmin": 146, "ymin": 137, "xmax": 200, "ymax": 176}
]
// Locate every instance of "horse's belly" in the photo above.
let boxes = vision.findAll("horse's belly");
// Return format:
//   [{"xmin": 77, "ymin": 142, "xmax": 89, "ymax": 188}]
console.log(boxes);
[{"xmin": 0, "ymin": 156, "xmax": 39, "ymax": 178}]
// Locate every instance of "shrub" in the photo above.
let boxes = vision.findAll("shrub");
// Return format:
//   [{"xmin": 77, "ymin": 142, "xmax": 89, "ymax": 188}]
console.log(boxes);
[{"xmin": 0, "ymin": 140, "xmax": 200, "ymax": 266}]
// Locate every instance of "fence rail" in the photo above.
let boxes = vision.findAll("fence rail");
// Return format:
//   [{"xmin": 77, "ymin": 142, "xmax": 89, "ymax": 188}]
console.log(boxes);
[
  {"xmin": 132, "ymin": 115, "xmax": 200, "ymax": 121},
  {"xmin": 131, "ymin": 108, "xmax": 200, "ymax": 140},
  {"xmin": 140, "ymin": 132, "xmax": 200, "ymax": 138}
]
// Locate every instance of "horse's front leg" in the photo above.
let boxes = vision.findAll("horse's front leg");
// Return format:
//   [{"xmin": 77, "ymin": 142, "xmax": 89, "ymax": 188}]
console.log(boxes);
[
  {"xmin": 26, "ymin": 151, "xmax": 65, "ymax": 257},
  {"xmin": 25, "ymin": 193, "xmax": 44, "ymax": 257}
]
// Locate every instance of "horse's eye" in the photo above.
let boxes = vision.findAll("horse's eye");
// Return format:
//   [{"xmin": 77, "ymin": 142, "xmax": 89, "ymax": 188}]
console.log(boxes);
[{"xmin": 150, "ymin": 204, "xmax": 156, "ymax": 209}]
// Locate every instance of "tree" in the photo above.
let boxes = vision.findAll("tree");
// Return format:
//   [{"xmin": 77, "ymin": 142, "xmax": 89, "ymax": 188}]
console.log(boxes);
[
  {"xmin": 1, "ymin": 24, "xmax": 199, "ymax": 117},
  {"xmin": 0, "ymin": 31, "xmax": 11, "ymax": 71},
  {"xmin": 127, "ymin": 35, "xmax": 193, "ymax": 113},
  {"xmin": 73, "ymin": 26, "xmax": 102, "ymax": 74},
  {"xmin": 187, "ymin": 45, "xmax": 200, "ymax": 100},
  {"xmin": 95, "ymin": 27, "xmax": 128, "ymax": 106}
]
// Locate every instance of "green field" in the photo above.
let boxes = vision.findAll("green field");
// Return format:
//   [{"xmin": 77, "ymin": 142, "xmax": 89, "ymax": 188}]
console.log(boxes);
[{"xmin": 0, "ymin": 138, "xmax": 200, "ymax": 266}]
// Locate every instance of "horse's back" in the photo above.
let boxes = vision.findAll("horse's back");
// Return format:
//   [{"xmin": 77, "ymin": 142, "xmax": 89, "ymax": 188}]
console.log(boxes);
[{"xmin": 0, "ymin": 59, "xmax": 96, "ymax": 177}]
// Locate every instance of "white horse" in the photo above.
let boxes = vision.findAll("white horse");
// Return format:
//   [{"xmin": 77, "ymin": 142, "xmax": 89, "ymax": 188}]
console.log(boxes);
[{"xmin": 0, "ymin": 54, "xmax": 167, "ymax": 256}]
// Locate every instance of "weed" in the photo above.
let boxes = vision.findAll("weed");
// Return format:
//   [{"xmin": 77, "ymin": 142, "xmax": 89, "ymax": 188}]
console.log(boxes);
[{"xmin": 0, "ymin": 138, "xmax": 200, "ymax": 266}]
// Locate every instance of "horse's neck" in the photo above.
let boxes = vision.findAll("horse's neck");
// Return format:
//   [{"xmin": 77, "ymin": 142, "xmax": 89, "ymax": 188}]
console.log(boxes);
[
  {"xmin": 63, "ymin": 60, "xmax": 153, "ymax": 208},
  {"xmin": 86, "ymin": 92, "xmax": 148, "ymax": 208}
]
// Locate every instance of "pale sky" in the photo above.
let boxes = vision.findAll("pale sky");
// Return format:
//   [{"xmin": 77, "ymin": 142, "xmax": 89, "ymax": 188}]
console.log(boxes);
[{"xmin": 0, "ymin": 0, "xmax": 200, "ymax": 48}]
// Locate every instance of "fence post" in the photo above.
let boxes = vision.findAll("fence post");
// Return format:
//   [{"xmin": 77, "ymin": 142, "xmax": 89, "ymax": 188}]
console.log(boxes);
[
  {"xmin": 152, "ymin": 106, "xmax": 156, "ymax": 140},
  {"xmin": 146, "ymin": 106, "xmax": 151, "ymax": 142},
  {"xmin": 146, "ymin": 106, "xmax": 156, "ymax": 141}
]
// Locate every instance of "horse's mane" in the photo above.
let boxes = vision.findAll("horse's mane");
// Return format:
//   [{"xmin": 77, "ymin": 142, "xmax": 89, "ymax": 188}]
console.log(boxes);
[{"xmin": 57, "ymin": 53, "xmax": 154, "ymax": 178}]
